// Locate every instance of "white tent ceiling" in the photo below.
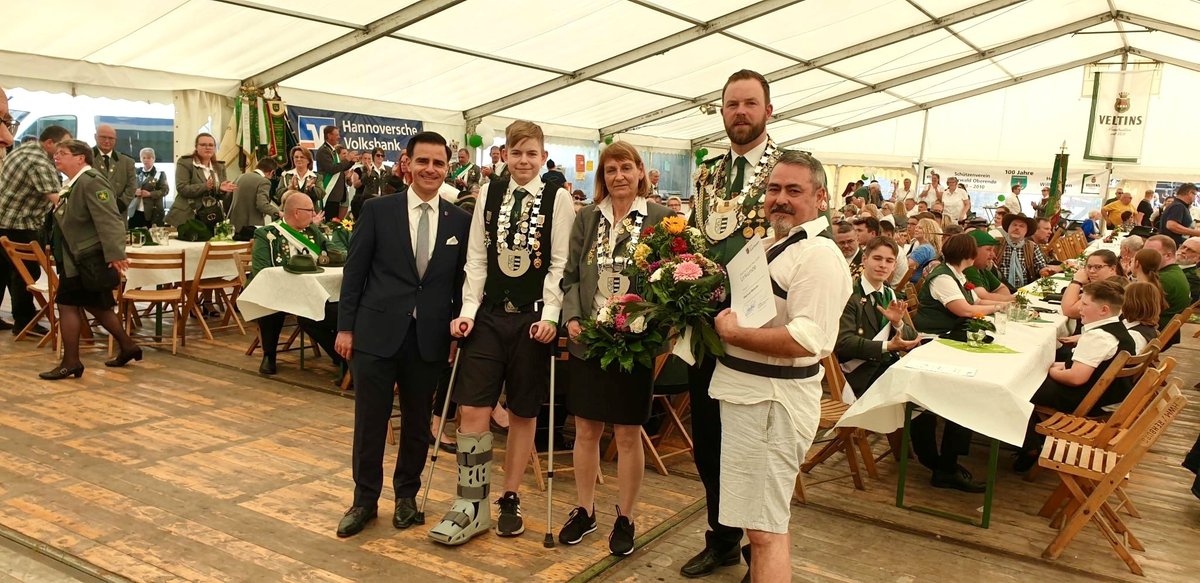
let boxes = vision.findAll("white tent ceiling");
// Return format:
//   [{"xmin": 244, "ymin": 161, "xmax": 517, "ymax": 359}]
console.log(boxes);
[{"xmin": 2, "ymin": 0, "xmax": 1199, "ymax": 174}]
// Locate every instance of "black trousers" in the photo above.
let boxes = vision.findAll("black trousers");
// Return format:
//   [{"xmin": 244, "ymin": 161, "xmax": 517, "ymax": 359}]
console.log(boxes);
[
  {"xmin": 0, "ymin": 228, "xmax": 41, "ymax": 328},
  {"xmin": 351, "ymin": 321, "xmax": 443, "ymax": 506},
  {"xmin": 910, "ymin": 411, "xmax": 973, "ymax": 473},
  {"xmin": 688, "ymin": 356, "xmax": 742, "ymax": 553},
  {"xmin": 256, "ymin": 304, "xmax": 339, "ymax": 361}
]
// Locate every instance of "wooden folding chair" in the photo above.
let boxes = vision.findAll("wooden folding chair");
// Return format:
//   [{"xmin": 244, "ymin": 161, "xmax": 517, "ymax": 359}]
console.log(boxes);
[
  {"xmin": 120, "ymin": 251, "xmax": 187, "ymax": 354},
  {"xmin": 1156, "ymin": 311, "xmax": 1188, "ymax": 350},
  {"xmin": 1031, "ymin": 343, "xmax": 1158, "ymax": 422},
  {"xmin": 1038, "ymin": 381, "xmax": 1188, "ymax": 575},
  {"xmin": 1036, "ymin": 356, "xmax": 1175, "ymax": 522},
  {"xmin": 185, "ymin": 241, "xmax": 253, "ymax": 339},
  {"xmin": 0, "ymin": 236, "xmax": 54, "ymax": 344},
  {"xmin": 797, "ymin": 354, "xmax": 877, "ymax": 490}
]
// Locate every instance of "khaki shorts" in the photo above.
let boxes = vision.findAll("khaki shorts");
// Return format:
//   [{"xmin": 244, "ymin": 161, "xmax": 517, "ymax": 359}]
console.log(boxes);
[{"xmin": 718, "ymin": 400, "xmax": 806, "ymax": 534}]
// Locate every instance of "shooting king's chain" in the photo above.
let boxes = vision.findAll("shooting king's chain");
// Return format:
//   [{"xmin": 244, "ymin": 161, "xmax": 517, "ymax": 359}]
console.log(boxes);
[{"xmin": 696, "ymin": 139, "xmax": 781, "ymax": 242}]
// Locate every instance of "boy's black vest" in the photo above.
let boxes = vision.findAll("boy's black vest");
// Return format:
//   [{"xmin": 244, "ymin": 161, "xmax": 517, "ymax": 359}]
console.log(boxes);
[
  {"xmin": 483, "ymin": 177, "xmax": 558, "ymax": 308},
  {"xmin": 1075, "ymin": 321, "xmax": 1138, "ymax": 413}
]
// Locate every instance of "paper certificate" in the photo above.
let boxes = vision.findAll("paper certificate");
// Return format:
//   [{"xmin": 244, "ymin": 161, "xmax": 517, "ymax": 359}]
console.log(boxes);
[{"xmin": 727, "ymin": 235, "xmax": 777, "ymax": 329}]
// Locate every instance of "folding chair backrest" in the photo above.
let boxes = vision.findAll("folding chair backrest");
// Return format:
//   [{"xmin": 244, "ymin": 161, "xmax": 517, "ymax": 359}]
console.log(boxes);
[
  {"xmin": 0, "ymin": 236, "xmax": 42, "ymax": 288},
  {"xmin": 1070, "ymin": 350, "xmax": 1130, "ymax": 416},
  {"xmin": 1096, "ymin": 356, "xmax": 1175, "ymax": 444},
  {"xmin": 1155, "ymin": 314, "xmax": 1185, "ymax": 348},
  {"xmin": 192, "ymin": 241, "xmax": 253, "ymax": 282},
  {"xmin": 126, "ymin": 250, "xmax": 187, "ymax": 286},
  {"xmin": 822, "ymin": 353, "xmax": 848, "ymax": 403},
  {"xmin": 31, "ymin": 244, "xmax": 58, "ymax": 290},
  {"xmin": 1110, "ymin": 381, "xmax": 1186, "ymax": 457},
  {"xmin": 232, "ymin": 252, "xmax": 253, "ymax": 288}
]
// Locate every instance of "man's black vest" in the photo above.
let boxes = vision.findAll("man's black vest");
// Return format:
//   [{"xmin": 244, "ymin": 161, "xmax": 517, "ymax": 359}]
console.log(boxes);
[{"xmin": 483, "ymin": 177, "xmax": 558, "ymax": 307}]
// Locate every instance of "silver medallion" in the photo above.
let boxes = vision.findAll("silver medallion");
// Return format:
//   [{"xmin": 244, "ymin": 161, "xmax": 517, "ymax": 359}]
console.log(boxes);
[
  {"xmin": 598, "ymin": 269, "xmax": 631, "ymax": 299},
  {"xmin": 498, "ymin": 248, "xmax": 531, "ymax": 277}
]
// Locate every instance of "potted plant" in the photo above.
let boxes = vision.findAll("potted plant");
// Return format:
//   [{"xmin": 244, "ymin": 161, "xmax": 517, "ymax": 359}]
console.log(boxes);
[{"xmin": 966, "ymin": 314, "xmax": 996, "ymax": 347}]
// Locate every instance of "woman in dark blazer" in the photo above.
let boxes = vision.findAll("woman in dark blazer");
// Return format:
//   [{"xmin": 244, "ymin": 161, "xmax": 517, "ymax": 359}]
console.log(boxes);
[
  {"xmin": 557, "ymin": 141, "xmax": 673, "ymax": 553},
  {"xmin": 165, "ymin": 133, "xmax": 235, "ymax": 227},
  {"xmin": 41, "ymin": 140, "xmax": 140, "ymax": 380}
]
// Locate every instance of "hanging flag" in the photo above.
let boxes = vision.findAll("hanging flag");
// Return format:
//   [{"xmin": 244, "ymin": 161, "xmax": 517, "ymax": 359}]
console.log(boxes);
[
  {"xmin": 1083, "ymin": 70, "xmax": 1153, "ymax": 163},
  {"xmin": 1043, "ymin": 151, "xmax": 1068, "ymax": 225}
]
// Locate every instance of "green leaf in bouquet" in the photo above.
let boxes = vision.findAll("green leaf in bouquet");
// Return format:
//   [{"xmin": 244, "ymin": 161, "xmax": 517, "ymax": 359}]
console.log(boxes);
[{"xmin": 601, "ymin": 352, "xmax": 616, "ymax": 370}]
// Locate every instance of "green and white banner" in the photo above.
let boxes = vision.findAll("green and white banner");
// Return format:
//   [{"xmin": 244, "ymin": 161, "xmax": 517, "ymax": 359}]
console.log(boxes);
[{"xmin": 1084, "ymin": 70, "xmax": 1154, "ymax": 164}]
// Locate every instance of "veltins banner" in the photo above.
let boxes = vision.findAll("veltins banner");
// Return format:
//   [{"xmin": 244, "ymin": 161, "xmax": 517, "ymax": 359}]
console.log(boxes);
[
  {"xmin": 1083, "ymin": 71, "xmax": 1153, "ymax": 164},
  {"xmin": 288, "ymin": 105, "xmax": 423, "ymax": 162}
]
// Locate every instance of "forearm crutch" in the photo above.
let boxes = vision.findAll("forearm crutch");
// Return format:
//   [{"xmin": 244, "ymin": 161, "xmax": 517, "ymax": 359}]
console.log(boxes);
[
  {"xmin": 543, "ymin": 344, "xmax": 558, "ymax": 549},
  {"xmin": 418, "ymin": 334, "xmax": 465, "ymax": 523}
]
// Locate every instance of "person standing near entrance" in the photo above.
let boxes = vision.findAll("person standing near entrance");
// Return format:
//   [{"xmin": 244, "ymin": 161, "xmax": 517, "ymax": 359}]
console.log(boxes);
[
  {"xmin": 92, "ymin": 124, "xmax": 136, "ymax": 216},
  {"xmin": 683, "ymin": 69, "xmax": 785, "ymax": 580}
]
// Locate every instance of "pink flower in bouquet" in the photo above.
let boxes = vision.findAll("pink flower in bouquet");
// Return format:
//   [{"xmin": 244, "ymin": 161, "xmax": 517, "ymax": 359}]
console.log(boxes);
[
  {"xmin": 614, "ymin": 312, "xmax": 628, "ymax": 331},
  {"xmin": 676, "ymin": 253, "xmax": 696, "ymax": 262},
  {"xmin": 618, "ymin": 293, "xmax": 643, "ymax": 304},
  {"xmin": 673, "ymin": 261, "xmax": 703, "ymax": 282}
]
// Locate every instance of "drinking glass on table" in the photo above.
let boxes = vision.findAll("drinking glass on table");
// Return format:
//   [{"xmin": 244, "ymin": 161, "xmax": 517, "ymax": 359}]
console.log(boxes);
[
  {"xmin": 131, "ymin": 232, "xmax": 144, "ymax": 248},
  {"xmin": 993, "ymin": 304, "xmax": 1008, "ymax": 335}
]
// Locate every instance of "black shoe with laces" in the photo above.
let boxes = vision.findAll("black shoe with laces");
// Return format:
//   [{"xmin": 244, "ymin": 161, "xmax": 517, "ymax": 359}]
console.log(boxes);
[
  {"xmin": 495, "ymin": 491, "xmax": 524, "ymax": 537},
  {"xmin": 557, "ymin": 506, "xmax": 597, "ymax": 545},
  {"xmin": 931, "ymin": 464, "xmax": 987, "ymax": 493},
  {"xmin": 608, "ymin": 506, "xmax": 635, "ymax": 556}
]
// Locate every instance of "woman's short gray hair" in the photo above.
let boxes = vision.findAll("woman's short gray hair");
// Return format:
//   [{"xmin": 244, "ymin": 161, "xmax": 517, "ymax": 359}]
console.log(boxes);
[{"xmin": 139, "ymin": 147, "xmax": 156, "ymax": 159}]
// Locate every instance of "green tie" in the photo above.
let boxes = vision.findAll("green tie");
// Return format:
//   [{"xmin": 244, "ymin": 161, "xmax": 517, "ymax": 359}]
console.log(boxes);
[
  {"xmin": 511, "ymin": 188, "xmax": 528, "ymax": 223},
  {"xmin": 727, "ymin": 156, "xmax": 747, "ymax": 196}
]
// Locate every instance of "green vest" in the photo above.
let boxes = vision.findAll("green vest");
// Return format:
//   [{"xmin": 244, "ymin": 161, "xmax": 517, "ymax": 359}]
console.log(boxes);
[{"xmin": 914, "ymin": 263, "xmax": 974, "ymax": 335}]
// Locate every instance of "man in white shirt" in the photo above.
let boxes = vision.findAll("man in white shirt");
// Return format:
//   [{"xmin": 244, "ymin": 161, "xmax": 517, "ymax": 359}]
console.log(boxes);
[
  {"xmin": 917, "ymin": 172, "xmax": 943, "ymax": 208},
  {"xmin": 712, "ymin": 150, "xmax": 851, "ymax": 583},
  {"xmin": 942, "ymin": 176, "xmax": 970, "ymax": 223},
  {"xmin": 893, "ymin": 177, "xmax": 914, "ymax": 205},
  {"xmin": 432, "ymin": 120, "xmax": 575, "ymax": 546},
  {"xmin": 1002, "ymin": 184, "xmax": 1023, "ymax": 216}
]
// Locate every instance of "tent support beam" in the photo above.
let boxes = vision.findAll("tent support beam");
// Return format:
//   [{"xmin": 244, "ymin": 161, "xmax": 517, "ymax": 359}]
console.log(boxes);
[
  {"xmin": 461, "ymin": 0, "xmax": 801, "ymax": 123},
  {"xmin": 689, "ymin": 12, "xmax": 1115, "ymax": 148},
  {"xmin": 1116, "ymin": 12, "xmax": 1200, "ymax": 43},
  {"xmin": 599, "ymin": 0, "xmax": 1022, "ymax": 138},
  {"xmin": 775, "ymin": 48, "xmax": 1128, "ymax": 148},
  {"xmin": 1127, "ymin": 47, "xmax": 1200, "ymax": 74},
  {"xmin": 903, "ymin": 0, "xmax": 1017, "ymax": 80},
  {"xmin": 212, "ymin": 0, "xmax": 365, "ymax": 30},
  {"xmin": 245, "ymin": 0, "xmax": 464, "ymax": 88}
]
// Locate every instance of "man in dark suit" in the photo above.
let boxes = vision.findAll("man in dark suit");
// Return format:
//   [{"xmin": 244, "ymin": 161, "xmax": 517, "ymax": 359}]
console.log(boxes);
[
  {"xmin": 315, "ymin": 125, "xmax": 357, "ymax": 219},
  {"xmin": 334, "ymin": 131, "xmax": 471, "ymax": 538},
  {"xmin": 834, "ymin": 236, "xmax": 920, "ymax": 396},
  {"xmin": 93, "ymin": 125, "xmax": 137, "ymax": 215},
  {"xmin": 229, "ymin": 157, "xmax": 280, "ymax": 236}
]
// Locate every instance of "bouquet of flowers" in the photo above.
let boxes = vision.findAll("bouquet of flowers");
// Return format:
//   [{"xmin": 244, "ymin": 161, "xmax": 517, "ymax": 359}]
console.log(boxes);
[
  {"xmin": 629, "ymin": 215, "xmax": 727, "ymax": 362},
  {"xmin": 577, "ymin": 293, "xmax": 667, "ymax": 372},
  {"xmin": 321, "ymin": 218, "xmax": 354, "ymax": 253},
  {"xmin": 966, "ymin": 314, "xmax": 996, "ymax": 333}
]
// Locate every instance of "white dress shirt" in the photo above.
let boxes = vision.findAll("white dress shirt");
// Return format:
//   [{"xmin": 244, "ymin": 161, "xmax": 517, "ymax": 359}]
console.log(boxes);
[
  {"xmin": 460, "ymin": 175, "xmax": 576, "ymax": 324},
  {"xmin": 709, "ymin": 215, "xmax": 852, "ymax": 438},
  {"xmin": 407, "ymin": 190, "xmax": 439, "ymax": 261},
  {"xmin": 918, "ymin": 184, "xmax": 942, "ymax": 207},
  {"xmin": 593, "ymin": 195, "xmax": 649, "ymax": 315},
  {"xmin": 1002, "ymin": 193, "xmax": 1023, "ymax": 216},
  {"xmin": 1072, "ymin": 315, "xmax": 1122, "ymax": 369},
  {"xmin": 942, "ymin": 186, "xmax": 970, "ymax": 220}
]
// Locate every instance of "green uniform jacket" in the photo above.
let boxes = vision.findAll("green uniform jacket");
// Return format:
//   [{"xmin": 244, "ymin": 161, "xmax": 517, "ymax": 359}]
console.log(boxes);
[
  {"xmin": 1158, "ymin": 264, "xmax": 1191, "ymax": 328},
  {"xmin": 133, "ymin": 166, "xmax": 169, "ymax": 224},
  {"xmin": 274, "ymin": 169, "xmax": 327, "ymax": 208},
  {"xmin": 1182, "ymin": 265, "xmax": 1200, "ymax": 303},
  {"xmin": 167, "ymin": 155, "xmax": 227, "ymax": 227},
  {"xmin": 446, "ymin": 162, "xmax": 482, "ymax": 191},
  {"xmin": 249, "ymin": 222, "xmax": 329, "ymax": 281},
  {"xmin": 688, "ymin": 150, "xmax": 778, "ymax": 266},
  {"xmin": 54, "ymin": 169, "xmax": 127, "ymax": 278},
  {"xmin": 835, "ymin": 278, "xmax": 918, "ymax": 394},
  {"xmin": 92, "ymin": 148, "xmax": 137, "ymax": 213},
  {"xmin": 963, "ymin": 265, "xmax": 1003, "ymax": 292}
]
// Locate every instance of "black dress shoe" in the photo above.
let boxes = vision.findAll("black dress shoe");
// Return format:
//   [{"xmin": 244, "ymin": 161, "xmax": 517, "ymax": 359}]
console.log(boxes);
[
  {"xmin": 429, "ymin": 431, "xmax": 457, "ymax": 454},
  {"xmin": 0, "ymin": 319, "xmax": 12, "ymax": 331},
  {"xmin": 337, "ymin": 506, "xmax": 376, "ymax": 538},
  {"xmin": 259, "ymin": 355, "xmax": 277, "ymax": 375},
  {"xmin": 931, "ymin": 465, "xmax": 988, "ymax": 493},
  {"xmin": 680, "ymin": 545, "xmax": 740, "ymax": 578},
  {"xmin": 39, "ymin": 364, "xmax": 84, "ymax": 380},
  {"xmin": 105, "ymin": 346, "xmax": 143, "ymax": 367},
  {"xmin": 1012, "ymin": 450, "xmax": 1038, "ymax": 474},
  {"xmin": 393, "ymin": 497, "xmax": 423, "ymax": 529}
]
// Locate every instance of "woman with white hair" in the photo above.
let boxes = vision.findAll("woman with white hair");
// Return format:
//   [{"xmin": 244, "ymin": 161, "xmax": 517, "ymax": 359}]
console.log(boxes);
[
  {"xmin": 132, "ymin": 147, "xmax": 168, "ymax": 227},
  {"xmin": 1081, "ymin": 209, "xmax": 1103, "ymax": 241}
]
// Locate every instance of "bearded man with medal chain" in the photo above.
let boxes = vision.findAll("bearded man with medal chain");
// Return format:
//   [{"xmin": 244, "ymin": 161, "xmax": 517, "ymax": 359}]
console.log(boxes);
[
  {"xmin": 429, "ymin": 120, "xmax": 576, "ymax": 546},
  {"xmin": 679, "ymin": 69, "xmax": 792, "ymax": 580}
]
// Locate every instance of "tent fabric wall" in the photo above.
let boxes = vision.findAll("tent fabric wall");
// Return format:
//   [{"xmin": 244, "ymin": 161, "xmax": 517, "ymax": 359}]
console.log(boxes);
[{"xmin": 174, "ymin": 90, "xmax": 234, "ymax": 172}]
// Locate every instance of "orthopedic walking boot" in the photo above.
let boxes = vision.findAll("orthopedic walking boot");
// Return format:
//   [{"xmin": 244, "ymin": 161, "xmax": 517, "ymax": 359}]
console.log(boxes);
[{"xmin": 428, "ymin": 430, "xmax": 493, "ymax": 546}]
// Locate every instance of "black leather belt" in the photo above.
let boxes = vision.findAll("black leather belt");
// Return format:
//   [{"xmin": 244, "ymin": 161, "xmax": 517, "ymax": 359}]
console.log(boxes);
[{"xmin": 719, "ymin": 354, "xmax": 821, "ymax": 380}]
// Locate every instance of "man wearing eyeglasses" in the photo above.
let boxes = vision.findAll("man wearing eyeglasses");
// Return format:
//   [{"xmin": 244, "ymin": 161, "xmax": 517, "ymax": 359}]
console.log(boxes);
[{"xmin": 0, "ymin": 105, "xmax": 71, "ymax": 335}]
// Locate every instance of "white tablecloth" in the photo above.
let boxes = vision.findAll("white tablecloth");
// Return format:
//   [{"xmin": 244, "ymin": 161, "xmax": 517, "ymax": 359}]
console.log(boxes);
[
  {"xmin": 124, "ymin": 239, "xmax": 245, "ymax": 290},
  {"xmin": 236, "ymin": 267, "xmax": 343, "ymax": 322},
  {"xmin": 836, "ymin": 310, "xmax": 1066, "ymax": 446}
]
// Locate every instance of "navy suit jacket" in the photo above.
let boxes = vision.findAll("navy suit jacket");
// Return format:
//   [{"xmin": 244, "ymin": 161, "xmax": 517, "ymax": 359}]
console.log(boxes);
[{"xmin": 338, "ymin": 192, "xmax": 471, "ymax": 362}]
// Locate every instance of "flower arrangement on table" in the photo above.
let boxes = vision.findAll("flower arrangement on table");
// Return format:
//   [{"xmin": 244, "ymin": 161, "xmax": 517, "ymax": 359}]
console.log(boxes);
[
  {"xmin": 211, "ymin": 220, "xmax": 234, "ymax": 241},
  {"xmin": 576, "ymin": 293, "xmax": 667, "ymax": 372},
  {"xmin": 965, "ymin": 313, "xmax": 995, "ymax": 346}
]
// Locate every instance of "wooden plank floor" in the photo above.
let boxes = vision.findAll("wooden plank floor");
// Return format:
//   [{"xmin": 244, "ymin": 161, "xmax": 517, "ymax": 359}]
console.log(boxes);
[{"xmin": 0, "ymin": 323, "xmax": 705, "ymax": 582}]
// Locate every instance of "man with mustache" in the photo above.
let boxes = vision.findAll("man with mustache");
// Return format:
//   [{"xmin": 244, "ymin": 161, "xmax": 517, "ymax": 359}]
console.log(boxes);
[
  {"xmin": 712, "ymin": 151, "xmax": 851, "ymax": 582},
  {"xmin": 682, "ymin": 69, "xmax": 785, "ymax": 580}
]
